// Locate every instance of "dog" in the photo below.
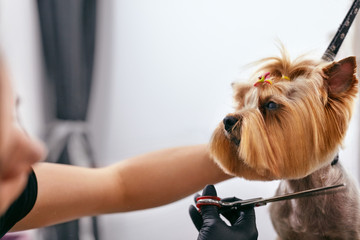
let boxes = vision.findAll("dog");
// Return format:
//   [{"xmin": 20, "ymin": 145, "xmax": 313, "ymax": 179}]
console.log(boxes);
[{"xmin": 209, "ymin": 49, "xmax": 360, "ymax": 239}]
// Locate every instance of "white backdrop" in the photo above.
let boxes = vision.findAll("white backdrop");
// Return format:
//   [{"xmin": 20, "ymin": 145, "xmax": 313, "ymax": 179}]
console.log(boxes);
[
  {"xmin": 90, "ymin": 1, "xmax": 360, "ymax": 239},
  {"xmin": 0, "ymin": 0, "xmax": 359, "ymax": 240}
]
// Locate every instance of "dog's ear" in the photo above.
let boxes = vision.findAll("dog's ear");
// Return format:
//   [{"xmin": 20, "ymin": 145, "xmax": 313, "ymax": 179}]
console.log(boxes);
[{"xmin": 322, "ymin": 56, "xmax": 357, "ymax": 96}]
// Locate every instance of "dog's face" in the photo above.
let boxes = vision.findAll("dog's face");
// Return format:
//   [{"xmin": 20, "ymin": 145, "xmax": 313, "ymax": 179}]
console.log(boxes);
[{"xmin": 210, "ymin": 53, "xmax": 358, "ymax": 180}]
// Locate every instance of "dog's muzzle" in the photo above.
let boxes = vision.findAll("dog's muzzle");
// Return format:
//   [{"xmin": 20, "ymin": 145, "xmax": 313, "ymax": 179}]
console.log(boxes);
[
  {"xmin": 223, "ymin": 116, "xmax": 241, "ymax": 145},
  {"xmin": 223, "ymin": 116, "xmax": 238, "ymax": 133}
]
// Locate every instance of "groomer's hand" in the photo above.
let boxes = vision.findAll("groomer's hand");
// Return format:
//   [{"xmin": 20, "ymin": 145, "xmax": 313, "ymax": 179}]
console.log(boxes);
[{"xmin": 189, "ymin": 185, "xmax": 258, "ymax": 240}]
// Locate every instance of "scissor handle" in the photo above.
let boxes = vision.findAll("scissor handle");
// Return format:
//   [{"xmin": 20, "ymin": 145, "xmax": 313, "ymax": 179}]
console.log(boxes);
[{"xmin": 196, "ymin": 196, "xmax": 221, "ymax": 208}]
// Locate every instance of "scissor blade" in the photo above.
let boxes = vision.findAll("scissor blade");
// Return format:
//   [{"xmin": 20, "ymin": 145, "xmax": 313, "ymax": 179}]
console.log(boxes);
[{"xmin": 240, "ymin": 183, "xmax": 345, "ymax": 208}]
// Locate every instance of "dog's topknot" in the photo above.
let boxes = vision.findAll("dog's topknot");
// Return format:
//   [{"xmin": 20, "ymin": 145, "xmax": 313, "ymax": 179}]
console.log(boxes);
[{"xmin": 251, "ymin": 49, "xmax": 323, "ymax": 84}]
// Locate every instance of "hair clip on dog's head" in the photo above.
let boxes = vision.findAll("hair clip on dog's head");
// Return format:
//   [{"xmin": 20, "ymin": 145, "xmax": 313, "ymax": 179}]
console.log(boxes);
[
  {"xmin": 281, "ymin": 75, "xmax": 290, "ymax": 81},
  {"xmin": 254, "ymin": 72, "xmax": 291, "ymax": 87},
  {"xmin": 254, "ymin": 72, "xmax": 272, "ymax": 87}
]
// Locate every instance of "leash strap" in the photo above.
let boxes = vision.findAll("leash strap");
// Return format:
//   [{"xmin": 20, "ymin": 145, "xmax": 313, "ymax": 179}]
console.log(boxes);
[{"xmin": 322, "ymin": 0, "xmax": 360, "ymax": 62}]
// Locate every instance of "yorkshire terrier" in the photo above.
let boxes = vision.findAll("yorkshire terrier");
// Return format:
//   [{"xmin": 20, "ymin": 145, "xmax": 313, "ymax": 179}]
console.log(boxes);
[{"xmin": 210, "ymin": 50, "xmax": 360, "ymax": 239}]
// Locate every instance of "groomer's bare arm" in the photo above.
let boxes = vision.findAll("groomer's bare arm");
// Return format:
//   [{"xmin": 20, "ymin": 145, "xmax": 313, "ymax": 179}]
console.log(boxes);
[{"xmin": 12, "ymin": 144, "xmax": 231, "ymax": 231}]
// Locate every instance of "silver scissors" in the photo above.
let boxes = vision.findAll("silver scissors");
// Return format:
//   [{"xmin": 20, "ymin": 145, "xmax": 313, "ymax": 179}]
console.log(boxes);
[{"xmin": 196, "ymin": 183, "xmax": 345, "ymax": 211}]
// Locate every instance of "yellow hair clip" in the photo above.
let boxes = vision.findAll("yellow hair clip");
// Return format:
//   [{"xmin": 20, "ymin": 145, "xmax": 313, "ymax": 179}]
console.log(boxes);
[
  {"xmin": 281, "ymin": 75, "xmax": 290, "ymax": 81},
  {"xmin": 264, "ymin": 79, "xmax": 273, "ymax": 85}
]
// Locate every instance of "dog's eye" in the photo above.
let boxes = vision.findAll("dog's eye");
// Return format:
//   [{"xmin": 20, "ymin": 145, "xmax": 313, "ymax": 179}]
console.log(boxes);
[{"xmin": 265, "ymin": 101, "xmax": 278, "ymax": 110}]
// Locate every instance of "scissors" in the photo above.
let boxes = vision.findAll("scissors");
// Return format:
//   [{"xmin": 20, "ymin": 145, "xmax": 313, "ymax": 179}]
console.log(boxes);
[{"xmin": 196, "ymin": 183, "xmax": 346, "ymax": 211}]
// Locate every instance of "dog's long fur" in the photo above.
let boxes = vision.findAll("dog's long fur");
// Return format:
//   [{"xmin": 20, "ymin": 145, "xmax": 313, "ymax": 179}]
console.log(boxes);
[{"xmin": 210, "ymin": 50, "xmax": 360, "ymax": 239}]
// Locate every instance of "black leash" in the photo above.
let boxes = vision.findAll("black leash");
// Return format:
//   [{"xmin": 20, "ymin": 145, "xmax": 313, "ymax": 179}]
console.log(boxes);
[
  {"xmin": 322, "ymin": 1, "xmax": 360, "ymax": 165},
  {"xmin": 322, "ymin": 0, "xmax": 360, "ymax": 62}
]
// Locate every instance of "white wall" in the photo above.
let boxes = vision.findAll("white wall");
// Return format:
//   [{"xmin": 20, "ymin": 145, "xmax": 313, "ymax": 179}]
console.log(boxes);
[
  {"xmin": 0, "ymin": 0, "xmax": 45, "ymax": 138},
  {"xmin": 0, "ymin": 0, "xmax": 359, "ymax": 240},
  {"xmin": 90, "ymin": 1, "xmax": 360, "ymax": 240}
]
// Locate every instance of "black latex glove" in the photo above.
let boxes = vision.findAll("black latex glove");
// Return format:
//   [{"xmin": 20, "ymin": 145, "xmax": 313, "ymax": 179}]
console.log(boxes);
[{"xmin": 189, "ymin": 185, "xmax": 258, "ymax": 240}]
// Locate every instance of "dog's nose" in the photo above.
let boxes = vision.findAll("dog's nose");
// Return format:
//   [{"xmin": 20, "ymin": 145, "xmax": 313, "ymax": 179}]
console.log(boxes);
[{"xmin": 223, "ymin": 116, "xmax": 238, "ymax": 133}]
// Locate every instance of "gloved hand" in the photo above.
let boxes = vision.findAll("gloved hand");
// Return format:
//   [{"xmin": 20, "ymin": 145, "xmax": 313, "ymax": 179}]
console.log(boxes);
[{"xmin": 189, "ymin": 185, "xmax": 258, "ymax": 240}]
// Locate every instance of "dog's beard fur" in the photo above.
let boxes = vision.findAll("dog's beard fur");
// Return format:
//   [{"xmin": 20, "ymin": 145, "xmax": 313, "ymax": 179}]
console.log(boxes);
[{"xmin": 210, "ymin": 50, "xmax": 358, "ymax": 180}]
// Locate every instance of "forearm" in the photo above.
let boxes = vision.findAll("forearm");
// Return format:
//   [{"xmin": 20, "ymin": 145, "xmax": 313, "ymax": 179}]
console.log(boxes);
[
  {"xmin": 111, "ymin": 144, "xmax": 232, "ymax": 211},
  {"xmin": 12, "ymin": 162, "xmax": 119, "ymax": 231},
  {"xmin": 12, "ymin": 144, "xmax": 231, "ymax": 231}
]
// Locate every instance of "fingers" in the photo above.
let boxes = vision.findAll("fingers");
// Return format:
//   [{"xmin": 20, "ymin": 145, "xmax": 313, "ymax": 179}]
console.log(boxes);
[
  {"xmin": 233, "ymin": 205, "xmax": 257, "ymax": 238},
  {"xmin": 198, "ymin": 185, "xmax": 222, "ymax": 221},
  {"xmin": 193, "ymin": 193, "xmax": 200, "ymax": 204},
  {"xmin": 189, "ymin": 205, "xmax": 203, "ymax": 231},
  {"xmin": 221, "ymin": 197, "xmax": 240, "ymax": 203},
  {"xmin": 189, "ymin": 184, "xmax": 258, "ymax": 240},
  {"xmin": 189, "ymin": 185, "xmax": 218, "ymax": 231},
  {"xmin": 234, "ymin": 206, "xmax": 256, "ymax": 225},
  {"xmin": 201, "ymin": 184, "xmax": 217, "ymax": 196},
  {"xmin": 236, "ymin": 210, "xmax": 258, "ymax": 240},
  {"xmin": 220, "ymin": 196, "xmax": 241, "ymax": 225},
  {"xmin": 220, "ymin": 208, "xmax": 240, "ymax": 225}
]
